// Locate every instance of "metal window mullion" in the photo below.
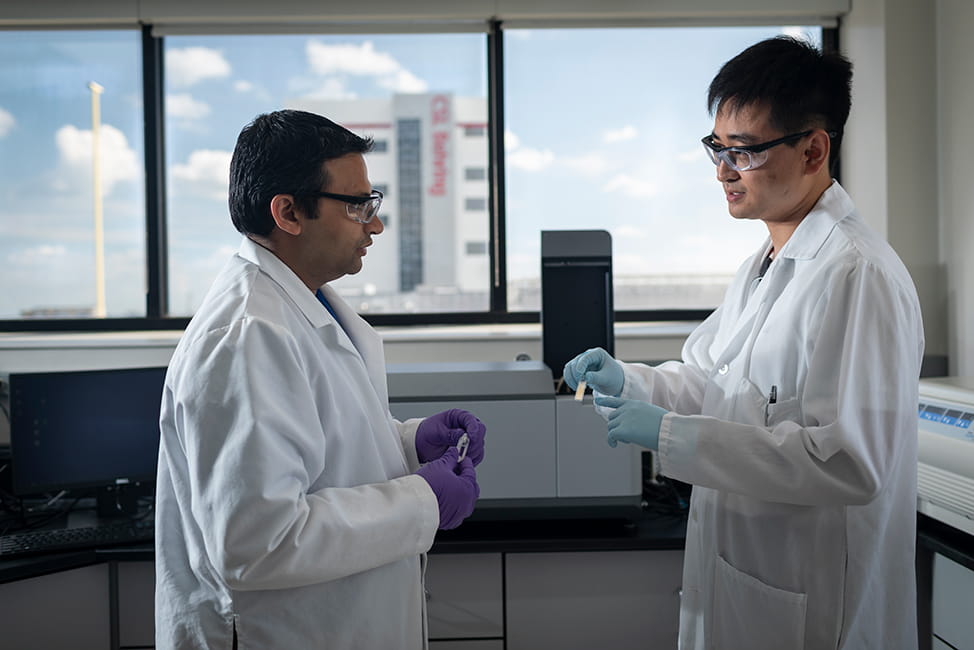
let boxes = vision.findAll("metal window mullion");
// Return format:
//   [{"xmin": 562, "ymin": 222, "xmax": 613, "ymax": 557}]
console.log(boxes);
[
  {"xmin": 142, "ymin": 24, "xmax": 168, "ymax": 318},
  {"xmin": 487, "ymin": 19, "xmax": 508, "ymax": 315}
]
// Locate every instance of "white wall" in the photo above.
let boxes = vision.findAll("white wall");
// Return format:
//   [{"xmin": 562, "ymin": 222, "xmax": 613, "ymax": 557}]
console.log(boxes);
[
  {"xmin": 936, "ymin": 0, "xmax": 974, "ymax": 376},
  {"xmin": 842, "ymin": 0, "xmax": 947, "ymax": 370},
  {"xmin": 843, "ymin": 0, "xmax": 974, "ymax": 376}
]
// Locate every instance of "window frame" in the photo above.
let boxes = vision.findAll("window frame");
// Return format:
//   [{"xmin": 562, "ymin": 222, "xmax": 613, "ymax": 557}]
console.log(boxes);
[{"xmin": 0, "ymin": 22, "xmax": 837, "ymax": 331}]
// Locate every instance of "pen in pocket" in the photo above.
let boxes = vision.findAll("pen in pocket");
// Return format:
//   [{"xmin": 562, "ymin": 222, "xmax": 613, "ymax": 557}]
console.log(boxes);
[{"xmin": 765, "ymin": 385, "xmax": 778, "ymax": 426}]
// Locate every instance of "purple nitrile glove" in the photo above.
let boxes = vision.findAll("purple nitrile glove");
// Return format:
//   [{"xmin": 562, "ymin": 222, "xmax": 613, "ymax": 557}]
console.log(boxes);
[
  {"xmin": 416, "ymin": 408, "xmax": 487, "ymax": 466},
  {"xmin": 416, "ymin": 448, "xmax": 480, "ymax": 530}
]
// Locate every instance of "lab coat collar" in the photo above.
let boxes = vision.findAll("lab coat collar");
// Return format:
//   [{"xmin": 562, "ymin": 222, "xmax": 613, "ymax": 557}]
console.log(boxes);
[
  {"xmin": 777, "ymin": 181, "xmax": 853, "ymax": 262},
  {"xmin": 235, "ymin": 237, "xmax": 388, "ymax": 403},
  {"xmin": 236, "ymin": 237, "xmax": 331, "ymax": 329}
]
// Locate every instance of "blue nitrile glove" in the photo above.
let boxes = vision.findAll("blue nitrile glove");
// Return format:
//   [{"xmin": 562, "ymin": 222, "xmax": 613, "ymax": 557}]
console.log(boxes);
[
  {"xmin": 563, "ymin": 347, "xmax": 624, "ymax": 396},
  {"xmin": 416, "ymin": 448, "xmax": 480, "ymax": 530},
  {"xmin": 416, "ymin": 408, "xmax": 486, "ymax": 466},
  {"xmin": 593, "ymin": 395, "xmax": 668, "ymax": 451}
]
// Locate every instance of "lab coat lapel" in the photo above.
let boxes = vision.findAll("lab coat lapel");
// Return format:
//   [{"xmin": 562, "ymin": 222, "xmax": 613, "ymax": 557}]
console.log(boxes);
[
  {"xmin": 318, "ymin": 284, "xmax": 390, "ymax": 407},
  {"xmin": 236, "ymin": 237, "xmax": 362, "ymax": 358}
]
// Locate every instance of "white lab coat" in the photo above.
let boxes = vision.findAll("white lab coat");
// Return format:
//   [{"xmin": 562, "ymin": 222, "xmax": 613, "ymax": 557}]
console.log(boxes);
[
  {"xmin": 155, "ymin": 237, "xmax": 439, "ymax": 650},
  {"xmin": 617, "ymin": 183, "xmax": 923, "ymax": 649}
]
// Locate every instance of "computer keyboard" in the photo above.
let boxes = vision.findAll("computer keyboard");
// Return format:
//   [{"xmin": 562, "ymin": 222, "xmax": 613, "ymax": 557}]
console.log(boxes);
[{"xmin": 0, "ymin": 518, "xmax": 154, "ymax": 559}]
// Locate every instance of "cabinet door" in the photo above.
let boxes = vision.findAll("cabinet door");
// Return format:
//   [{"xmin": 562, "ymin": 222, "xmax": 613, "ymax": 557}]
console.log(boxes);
[
  {"xmin": 0, "ymin": 564, "xmax": 111, "ymax": 649},
  {"xmin": 506, "ymin": 550, "xmax": 683, "ymax": 650},
  {"xmin": 932, "ymin": 553, "xmax": 974, "ymax": 650},
  {"xmin": 427, "ymin": 553, "xmax": 504, "ymax": 641},
  {"xmin": 118, "ymin": 561, "xmax": 155, "ymax": 648}
]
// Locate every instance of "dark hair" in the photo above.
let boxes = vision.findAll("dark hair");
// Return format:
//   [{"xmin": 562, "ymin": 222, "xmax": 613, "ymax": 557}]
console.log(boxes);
[
  {"xmin": 707, "ymin": 36, "xmax": 852, "ymax": 173},
  {"xmin": 228, "ymin": 109, "xmax": 374, "ymax": 236}
]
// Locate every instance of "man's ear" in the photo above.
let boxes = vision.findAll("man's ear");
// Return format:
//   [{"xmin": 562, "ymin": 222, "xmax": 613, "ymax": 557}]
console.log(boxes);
[
  {"xmin": 803, "ymin": 130, "xmax": 831, "ymax": 176},
  {"xmin": 269, "ymin": 194, "xmax": 303, "ymax": 236}
]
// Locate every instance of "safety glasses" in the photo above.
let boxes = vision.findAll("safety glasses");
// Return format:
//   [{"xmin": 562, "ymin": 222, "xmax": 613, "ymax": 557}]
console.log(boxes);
[
  {"xmin": 701, "ymin": 130, "xmax": 813, "ymax": 172},
  {"xmin": 313, "ymin": 189, "xmax": 383, "ymax": 224}
]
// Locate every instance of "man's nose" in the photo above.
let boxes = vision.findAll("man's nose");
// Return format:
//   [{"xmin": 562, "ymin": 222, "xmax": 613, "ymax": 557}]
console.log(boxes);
[
  {"xmin": 367, "ymin": 215, "xmax": 384, "ymax": 235},
  {"xmin": 716, "ymin": 158, "xmax": 739, "ymax": 182}
]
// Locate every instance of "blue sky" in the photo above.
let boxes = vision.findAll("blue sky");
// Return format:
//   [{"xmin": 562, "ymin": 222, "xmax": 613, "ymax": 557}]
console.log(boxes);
[{"xmin": 0, "ymin": 25, "xmax": 819, "ymax": 318}]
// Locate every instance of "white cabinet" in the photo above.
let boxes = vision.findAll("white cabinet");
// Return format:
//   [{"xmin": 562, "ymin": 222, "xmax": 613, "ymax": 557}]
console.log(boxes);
[
  {"xmin": 0, "ymin": 547, "xmax": 685, "ymax": 649},
  {"xmin": 427, "ymin": 553, "xmax": 504, "ymax": 641},
  {"xmin": 0, "ymin": 563, "xmax": 111, "ymax": 649},
  {"xmin": 117, "ymin": 561, "xmax": 155, "ymax": 648},
  {"xmin": 932, "ymin": 553, "xmax": 974, "ymax": 650},
  {"xmin": 505, "ymin": 550, "xmax": 684, "ymax": 649},
  {"xmin": 429, "ymin": 549, "xmax": 683, "ymax": 649}
]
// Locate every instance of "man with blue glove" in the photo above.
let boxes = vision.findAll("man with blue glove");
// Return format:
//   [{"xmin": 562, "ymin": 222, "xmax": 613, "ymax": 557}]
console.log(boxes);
[
  {"xmin": 156, "ymin": 110, "xmax": 485, "ymax": 650},
  {"xmin": 564, "ymin": 347, "xmax": 667, "ymax": 450},
  {"xmin": 564, "ymin": 37, "xmax": 923, "ymax": 650}
]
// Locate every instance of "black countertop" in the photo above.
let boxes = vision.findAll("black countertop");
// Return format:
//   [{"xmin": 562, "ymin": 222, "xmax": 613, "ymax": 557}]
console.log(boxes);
[
  {"xmin": 4, "ymin": 508, "xmax": 970, "ymax": 585},
  {"xmin": 917, "ymin": 513, "xmax": 974, "ymax": 571},
  {"xmin": 0, "ymin": 504, "xmax": 686, "ymax": 584}
]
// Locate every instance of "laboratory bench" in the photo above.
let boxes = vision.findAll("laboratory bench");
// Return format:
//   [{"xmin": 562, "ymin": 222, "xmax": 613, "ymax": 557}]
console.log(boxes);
[{"xmin": 0, "ymin": 506, "xmax": 688, "ymax": 650}]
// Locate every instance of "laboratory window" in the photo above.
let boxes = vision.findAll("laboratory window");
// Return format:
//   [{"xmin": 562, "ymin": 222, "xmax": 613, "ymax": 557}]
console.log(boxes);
[
  {"xmin": 0, "ymin": 30, "xmax": 146, "ymax": 320},
  {"xmin": 163, "ymin": 32, "xmax": 488, "ymax": 316},
  {"xmin": 503, "ymin": 25, "xmax": 822, "ymax": 312}
]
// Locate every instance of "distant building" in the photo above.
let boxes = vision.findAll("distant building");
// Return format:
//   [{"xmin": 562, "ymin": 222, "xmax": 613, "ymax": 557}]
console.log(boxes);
[{"xmin": 292, "ymin": 93, "xmax": 490, "ymax": 313}]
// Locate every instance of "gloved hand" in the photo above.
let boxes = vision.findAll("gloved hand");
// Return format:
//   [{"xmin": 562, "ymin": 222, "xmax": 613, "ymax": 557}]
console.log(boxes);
[
  {"xmin": 594, "ymin": 395, "xmax": 668, "ymax": 451},
  {"xmin": 416, "ymin": 408, "xmax": 486, "ymax": 466},
  {"xmin": 563, "ymin": 347, "xmax": 625, "ymax": 397},
  {"xmin": 416, "ymin": 448, "xmax": 480, "ymax": 530}
]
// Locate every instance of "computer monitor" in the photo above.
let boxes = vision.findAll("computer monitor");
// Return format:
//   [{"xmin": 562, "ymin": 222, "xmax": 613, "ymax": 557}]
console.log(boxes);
[{"xmin": 7, "ymin": 366, "xmax": 167, "ymax": 509}]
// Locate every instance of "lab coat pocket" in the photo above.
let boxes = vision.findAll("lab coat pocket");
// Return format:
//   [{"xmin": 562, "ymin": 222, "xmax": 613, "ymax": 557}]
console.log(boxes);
[
  {"xmin": 713, "ymin": 555, "xmax": 806, "ymax": 650},
  {"xmin": 765, "ymin": 397, "xmax": 801, "ymax": 428}
]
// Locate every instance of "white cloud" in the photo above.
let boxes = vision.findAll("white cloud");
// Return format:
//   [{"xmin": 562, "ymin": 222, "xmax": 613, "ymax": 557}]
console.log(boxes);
[
  {"xmin": 305, "ymin": 40, "xmax": 428, "ymax": 94},
  {"xmin": 603, "ymin": 125, "xmax": 638, "ymax": 143},
  {"xmin": 504, "ymin": 130, "xmax": 521, "ymax": 150},
  {"xmin": 678, "ymin": 147, "xmax": 705, "ymax": 163},
  {"xmin": 0, "ymin": 107, "xmax": 14, "ymax": 137},
  {"xmin": 55, "ymin": 123, "xmax": 139, "ymax": 193},
  {"xmin": 602, "ymin": 173, "xmax": 658, "ymax": 198},
  {"xmin": 504, "ymin": 129, "xmax": 554, "ymax": 172},
  {"xmin": 166, "ymin": 47, "xmax": 231, "ymax": 87},
  {"xmin": 508, "ymin": 147, "xmax": 555, "ymax": 172},
  {"xmin": 171, "ymin": 149, "xmax": 232, "ymax": 200},
  {"xmin": 304, "ymin": 77, "xmax": 357, "ymax": 101},
  {"xmin": 7, "ymin": 244, "xmax": 68, "ymax": 266},
  {"xmin": 234, "ymin": 80, "xmax": 254, "ymax": 93},
  {"xmin": 561, "ymin": 153, "xmax": 611, "ymax": 177},
  {"xmin": 377, "ymin": 68, "xmax": 427, "ymax": 94},
  {"xmin": 167, "ymin": 93, "xmax": 211, "ymax": 120}
]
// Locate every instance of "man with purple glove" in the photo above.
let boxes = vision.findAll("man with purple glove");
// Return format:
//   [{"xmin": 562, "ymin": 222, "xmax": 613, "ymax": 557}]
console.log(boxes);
[
  {"xmin": 156, "ymin": 109, "xmax": 485, "ymax": 650},
  {"xmin": 416, "ymin": 409, "xmax": 485, "ymax": 528}
]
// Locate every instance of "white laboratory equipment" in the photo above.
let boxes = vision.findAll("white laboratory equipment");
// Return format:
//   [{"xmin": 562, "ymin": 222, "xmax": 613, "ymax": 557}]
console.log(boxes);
[
  {"xmin": 917, "ymin": 377, "xmax": 974, "ymax": 535},
  {"xmin": 387, "ymin": 360, "xmax": 642, "ymax": 509},
  {"xmin": 917, "ymin": 377, "xmax": 974, "ymax": 650}
]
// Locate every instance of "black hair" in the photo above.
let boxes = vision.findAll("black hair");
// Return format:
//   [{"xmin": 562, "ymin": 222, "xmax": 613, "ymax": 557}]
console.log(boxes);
[
  {"xmin": 228, "ymin": 109, "xmax": 374, "ymax": 236},
  {"xmin": 707, "ymin": 36, "xmax": 852, "ymax": 173}
]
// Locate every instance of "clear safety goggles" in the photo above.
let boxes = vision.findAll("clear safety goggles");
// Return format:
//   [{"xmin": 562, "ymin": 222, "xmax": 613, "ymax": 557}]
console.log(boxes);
[
  {"xmin": 314, "ymin": 189, "xmax": 383, "ymax": 224},
  {"xmin": 701, "ymin": 130, "xmax": 813, "ymax": 172}
]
